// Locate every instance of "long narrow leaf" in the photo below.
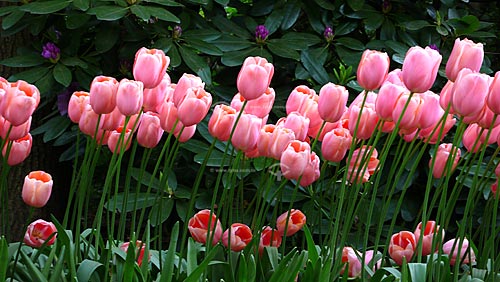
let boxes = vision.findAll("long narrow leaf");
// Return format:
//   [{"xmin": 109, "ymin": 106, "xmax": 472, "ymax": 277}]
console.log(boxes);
[
  {"xmin": 183, "ymin": 245, "xmax": 220, "ymax": 282},
  {"xmin": 160, "ymin": 221, "xmax": 179, "ymax": 282}
]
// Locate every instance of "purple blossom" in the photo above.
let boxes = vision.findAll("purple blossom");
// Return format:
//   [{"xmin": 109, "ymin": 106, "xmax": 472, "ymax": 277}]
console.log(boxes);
[
  {"xmin": 255, "ymin": 25, "xmax": 269, "ymax": 43},
  {"xmin": 324, "ymin": 26, "xmax": 334, "ymax": 43},
  {"xmin": 41, "ymin": 42, "xmax": 60, "ymax": 61},
  {"xmin": 428, "ymin": 44, "xmax": 440, "ymax": 53},
  {"xmin": 382, "ymin": 0, "xmax": 392, "ymax": 13},
  {"xmin": 173, "ymin": 25, "xmax": 182, "ymax": 39}
]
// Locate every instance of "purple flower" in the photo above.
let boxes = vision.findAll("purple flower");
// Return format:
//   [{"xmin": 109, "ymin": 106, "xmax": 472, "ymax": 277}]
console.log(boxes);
[
  {"xmin": 324, "ymin": 26, "xmax": 334, "ymax": 43},
  {"xmin": 428, "ymin": 44, "xmax": 440, "ymax": 53},
  {"xmin": 255, "ymin": 25, "xmax": 269, "ymax": 43},
  {"xmin": 382, "ymin": 0, "xmax": 392, "ymax": 13},
  {"xmin": 173, "ymin": 25, "xmax": 182, "ymax": 39},
  {"xmin": 57, "ymin": 82, "xmax": 79, "ymax": 116},
  {"xmin": 41, "ymin": 42, "xmax": 60, "ymax": 62}
]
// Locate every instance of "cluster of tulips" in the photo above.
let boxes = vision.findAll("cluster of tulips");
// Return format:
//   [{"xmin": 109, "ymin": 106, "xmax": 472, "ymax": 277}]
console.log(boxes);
[
  {"xmin": 0, "ymin": 77, "xmax": 40, "ymax": 166},
  {"xmin": 187, "ymin": 209, "xmax": 306, "ymax": 254}
]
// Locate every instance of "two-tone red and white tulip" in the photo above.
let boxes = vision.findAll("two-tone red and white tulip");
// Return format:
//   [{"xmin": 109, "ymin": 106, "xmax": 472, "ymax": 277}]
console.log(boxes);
[
  {"xmin": 388, "ymin": 231, "xmax": 416, "ymax": 265},
  {"xmin": 259, "ymin": 226, "xmax": 282, "ymax": 255},
  {"xmin": 120, "ymin": 241, "xmax": 150, "ymax": 266},
  {"xmin": 222, "ymin": 223, "xmax": 253, "ymax": 252},
  {"xmin": 276, "ymin": 209, "xmax": 306, "ymax": 237},
  {"xmin": 188, "ymin": 209, "xmax": 223, "ymax": 246},
  {"xmin": 24, "ymin": 219, "xmax": 57, "ymax": 248},
  {"xmin": 414, "ymin": 221, "xmax": 445, "ymax": 256}
]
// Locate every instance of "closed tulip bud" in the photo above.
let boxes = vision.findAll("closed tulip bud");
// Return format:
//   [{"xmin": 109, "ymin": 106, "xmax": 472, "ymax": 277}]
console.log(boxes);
[
  {"xmin": 414, "ymin": 221, "xmax": 445, "ymax": 256},
  {"xmin": 392, "ymin": 93, "xmax": 423, "ymax": 134},
  {"xmin": 89, "ymin": 76, "xmax": 119, "ymax": 114},
  {"xmin": 174, "ymin": 123, "xmax": 196, "ymax": 143},
  {"xmin": 173, "ymin": 74, "xmax": 204, "ymax": 107},
  {"xmin": 276, "ymin": 209, "xmax": 306, "ymax": 237},
  {"xmin": 177, "ymin": 86, "xmax": 212, "ymax": 126},
  {"xmin": 257, "ymin": 124, "xmax": 295, "ymax": 160},
  {"xmin": 259, "ymin": 226, "xmax": 282, "ymax": 255},
  {"xmin": 237, "ymin": 56, "xmax": 274, "ymax": 101},
  {"xmin": 24, "ymin": 219, "xmax": 57, "ymax": 248},
  {"xmin": 22, "ymin": 170, "xmax": 53, "ymax": 208},
  {"xmin": 445, "ymin": 38, "xmax": 484, "ymax": 82},
  {"xmin": 158, "ymin": 101, "xmax": 179, "ymax": 133},
  {"xmin": 188, "ymin": 209, "xmax": 223, "ymax": 245},
  {"xmin": 1, "ymin": 116, "xmax": 31, "ymax": 141},
  {"xmin": 347, "ymin": 146, "xmax": 379, "ymax": 184},
  {"xmin": 133, "ymin": 47, "xmax": 169, "ymax": 89},
  {"xmin": 116, "ymin": 79, "xmax": 144, "ymax": 116},
  {"xmin": 100, "ymin": 107, "xmax": 125, "ymax": 131},
  {"xmin": 452, "ymin": 69, "xmax": 489, "ymax": 117},
  {"xmin": 401, "ymin": 46, "xmax": 442, "ymax": 93},
  {"xmin": 322, "ymin": 127, "xmax": 352, "ymax": 162},
  {"xmin": 68, "ymin": 91, "xmax": 90, "ymax": 123},
  {"xmin": 1, "ymin": 80, "xmax": 39, "ymax": 126},
  {"xmin": 276, "ymin": 112, "xmax": 310, "ymax": 141},
  {"xmin": 232, "ymin": 88, "xmax": 275, "ymax": 118},
  {"xmin": 340, "ymin": 247, "xmax": 362, "ymax": 278},
  {"xmin": 384, "ymin": 68, "xmax": 405, "ymax": 86},
  {"xmin": 348, "ymin": 103, "xmax": 378, "ymax": 140},
  {"xmin": 318, "ymin": 83, "xmax": 349, "ymax": 122},
  {"xmin": 107, "ymin": 126, "xmax": 133, "ymax": 154},
  {"xmin": 429, "ymin": 143, "xmax": 460, "ymax": 178},
  {"xmin": 280, "ymin": 140, "xmax": 311, "ymax": 181},
  {"xmin": 389, "ymin": 231, "xmax": 416, "ymax": 265},
  {"xmin": 357, "ymin": 50, "xmax": 390, "ymax": 90},
  {"xmin": 376, "ymin": 83, "xmax": 409, "ymax": 121},
  {"xmin": 120, "ymin": 241, "xmax": 150, "ymax": 266},
  {"xmin": 417, "ymin": 91, "xmax": 444, "ymax": 129},
  {"xmin": 300, "ymin": 152, "xmax": 320, "ymax": 187},
  {"xmin": 442, "ymin": 238, "xmax": 476, "ymax": 266},
  {"xmin": 222, "ymin": 223, "xmax": 253, "ymax": 252},
  {"xmin": 208, "ymin": 104, "xmax": 237, "ymax": 141},
  {"xmin": 231, "ymin": 113, "xmax": 262, "ymax": 152},
  {"xmin": 143, "ymin": 73, "xmax": 170, "ymax": 111},
  {"xmin": 419, "ymin": 114, "xmax": 456, "ymax": 144},
  {"xmin": 3, "ymin": 133, "xmax": 32, "ymax": 166},
  {"xmin": 486, "ymin": 71, "xmax": 500, "ymax": 115},
  {"xmin": 137, "ymin": 111, "xmax": 163, "ymax": 148},
  {"xmin": 286, "ymin": 86, "xmax": 322, "ymax": 128},
  {"xmin": 79, "ymin": 104, "xmax": 104, "ymax": 138},
  {"xmin": 462, "ymin": 124, "xmax": 482, "ymax": 153}
]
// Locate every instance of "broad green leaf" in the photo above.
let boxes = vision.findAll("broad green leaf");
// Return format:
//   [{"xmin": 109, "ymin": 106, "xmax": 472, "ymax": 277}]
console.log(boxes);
[
  {"xmin": 130, "ymin": 167, "xmax": 162, "ymax": 190},
  {"xmin": 237, "ymin": 254, "xmax": 248, "ymax": 282},
  {"xmin": 88, "ymin": 6, "xmax": 128, "ymax": 21},
  {"xmin": 384, "ymin": 40, "xmax": 409, "ymax": 55},
  {"xmin": 95, "ymin": 24, "xmax": 120, "ymax": 53},
  {"xmin": 2, "ymin": 10, "xmax": 25, "ymax": 30},
  {"xmin": 264, "ymin": 8, "xmax": 284, "ymax": 35},
  {"xmin": 9, "ymin": 67, "xmax": 50, "ymax": 83},
  {"xmin": 303, "ymin": 2, "xmax": 323, "ymax": 34},
  {"xmin": 408, "ymin": 263, "xmax": 427, "ymax": 282},
  {"xmin": 153, "ymin": 37, "xmax": 173, "ymax": 53},
  {"xmin": 40, "ymin": 116, "xmax": 72, "ymax": 143},
  {"xmin": 314, "ymin": 0, "xmax": 336, "ymax": 10},
  {"xmin": 77, "ymin": 260, "xmax": 104, "ymax": 282},
  {"xmin": 404, "ymin": 20, "xmax": 433, "ymax": 31},
  {"xmin": 53, "ymin": 63, "xmax": 72, "ymax": 87},
  {"xmin": 149, "ymin": 198, "xmax": 174, "ymax": 226},
  {"xmin": 104, "ymin": 193, "xmax": 158, "ymax": 212},
  {"xmin": 212, "ymin": 34, "xmax": 253, "ymax": 52},
  {"xmin": 185, "ymin": 0, "xmax": 208, "ymax": 4},
  {"xmin": 194, "ymin": 150, "xmax": 232, "ymax": 167},
  {"xmin": 35, "ymin": 68, "xmax": 56, "ymax": 95},
  {"xmin": 130, "ymin": 5, "xmax": 151, "ymax": 21},
  {"xmin": 20, "ymin": 0, "xmax": 71, "ymax": 14},
  {"xmin": 179, "ymin": 45, "xmax": 212, "ymax": 85},
  {"xmin": 61, "ymin": 57, "xmax": 88, "ymax": 68},
  {"xmin": 281, "ymin": 32, "xmax": 321, "ymax": 50},
  {"xmin": 364, "ymin": 12, "xmax": 385, "ymax": 32},
  {"xmin": 183, "ymin": 246, "xmax": 221, "ymax": 282},
  {"xmin": 221, "ymin": 47, "xmax": 272, "ymax": 67},
  {"xmin": 335, "ymin": 21, "xmax": 358, "ymax": 36},
  {"xmin": 0, "ymin": 54, "xmax": 45, "ymax": 67},
  {"xmin": 184, "ymin": 38, "xmax": 223, "ymax": 56},
  {"xmin": 66, "ymin": 12, "xmax": 92, "ymax": 29},
  {"xmin": 335, "ymin": 37, "xmax": 365, "ymax": 51},
  {"xmin": 281, "ymin": 0, "xmax": 300, "ymax": 30},
  {"xmin": 142, "ymin": 0, "xmax": 184, "ymax": 6},
  {"xmin": 212, "ymin": 15, "xmax": 251, "ymax": 38},
  {"xmin": 0, "ymin": 6, "xmax": 16, "ymax": 17},
  {"xmin": 303, "ymin": 225, "xmax": 319, "ymax": 265},
  {"xmin": 144, "ymin": 6, "xmax": 180, "ymax": 23},
  {"xmin": 20, "ymin": 250, "xmax": 49, "ymax": 282},
  {"xmin": 73, "ymin": 0, "xmax": 90, "ymax": 11},
  {"xmin": 48, "ymin": 246, "xmax": 66, "ymax": 282},
  {"xmin": 436, "ymin": 25, "xmax": 449, "ymax": 36},
  {"xmin": 347, "ymin": 0, "xmax": 364, "ymax": 11},
  {"xmin": 301, "ymin": 48, "xmax": 329, "ymax": 85},
  {"xmin": 267, "ymin": 40, "xmax": 300, "ymax": 60},
  {"xmin": 183, "ymin": 29, "xmax": 221, "ymax": 41},
  {"xmin": 167, "ymin": 44, "xmax": 181, "ymax": 67}
]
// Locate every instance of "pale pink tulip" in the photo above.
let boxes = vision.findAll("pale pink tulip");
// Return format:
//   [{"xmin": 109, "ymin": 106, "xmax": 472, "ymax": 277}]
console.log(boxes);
[
  {"xmin": 442, "ymin": 238, "xmax": 476, "ymax": 266},
  {"xmin": 257, "ymin": 124, "xmax": 295, "ymax": 160},
  {"xmin": 276, "ymin": 112, "xmax": 310, "ymax": 141},
  {"xmin": 89, "ymin": 75, "xmax": 118, "ymax": 114},
  {"xmin": 22, "ymin": 171, "xmax": 53, "ymax": 208},
  {"xmin": 116, "ymin": 79, "xmax": 144, "ymax": 116},
  {"xmin": 347, "ymin": 146, "xmax": 379, "ymax": 184},
  {"xmin": 375, "ymin": 83, "xmax": 409, "ymax": 121},
  {"xmin": 401, "ymin": 46, "xmax": 442, "ymax": 93},
  {"xmin": 452, "ymin": 69, "xmax": 489, "ymax": 118},
  {"xmin": 318, "ymin": 82, "xmax": 349, "ymax": 122},
  {"xmin": 237, "ymin": 56, "xmax": 274, "ymax": 100},
  {"xmin": 1, "ymin": 116, "xmax": 31, "ymax": 141},
  {"xmin": 280, "ymin": 140, "xmax": 311, "ymax": 181},
  {"xmin": 321, "ymin": 127, "xmax": 352, "ymax": 162},
  {"xmin": 231, "ymin": 87, "xmax": 275, "ymax": 118},
  {"xmin": 174, "ymin": 123, "xmax": 196, "ymax": 143},
  {"xmin": 173, "ymin": 74, "xmax": 204, "ymax": 107},
  {"xmin": 208, "ymin": 104, "xmax": 237, "ymax": 141},
  {"xmin": 286, "ymin": 85, "xmax": 322, "ymax": 128},
  {"xmin": 68, "ymin": 91, "xmax": 90, "ymax": 123},
  {"xmin": 1, "ymin": 80, "xmax": 39, "ymax": 126},
  {"xmin": 143, "ymin": 73, "xmax": 170, "ymax": 111},
  {"xmin": 348, "ymin": 102, "xmax": 378, "ymax": 140},
  {"xmin": 231, "ymin": 113, "xmax": 262, "ymax": 152},
  {"xmin": 439, "ymin": 80, "xmax": 455, "ymax": 114},
  {"xmin": 384, "ymin": 68, "xmax": 405, "ymax": 86},
  {"xmin": 445, "ymin": 38, "xmax": 484, "ymax": 82},
  {"xmin": 107, "ymin": 126, "xmax": 133, "ymax": 154},
  {"xmin": 340, "ymin": 247, "xmax": 362, "ymax": 278},
  {"xmin": 100, "ymin": 107, "xmax": 125, "ymax": 131},
  {"xmin": 392, "ymin": 93, "xmax": 422, "ymax": 134},
  {"xmin": 299, "ymin": 152, "xmax": 320, "ymax": 187},
  {"xmin": 177, "ymin": 86, "xmax": 212, "ymax": 126},
  {"xmin": 486, "ymin": 71, "xmax": 500, "ymax": 115},
  {"xmin": 79, "ymin": 104, "xmax": 104, "ymax": 138},
  {"xmin": 357, "ymin": 49, "xmax": 390, "ymax": 90},
  {"xmin": 137, "ymin": 111, "xmax": 163, "ymax": 148},
  {"xmin": 133, "ymin": 47, "xmax": 169, "ymax": 89},
  {"xmin": 429, "ymin": 143, "xmax": 460, "ymax": 178},
  {"xmin": 158, "ymin": 101, "xmax": 179, "ymax": 133},
  {"xmin": 3, "ymin": 134, "xmax": 32, "ymax": 166},
  {"xmin": 419, "ymin": 114, "xmax": 456, "ymax": 144}
]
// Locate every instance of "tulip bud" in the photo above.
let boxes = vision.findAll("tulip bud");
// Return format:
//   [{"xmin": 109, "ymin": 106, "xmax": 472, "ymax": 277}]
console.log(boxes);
[
  {"xmin": 133, "ymin": 47, "xmax": 170, "ymax": 89},
  {"xmin": 188, "ymin": 209, "xmax": 223, "ymax": 246},
  {"xmin": 276, "ymin": 209, "xmax": 306, "ymax": 237},
  {"xmin": 357, "ymin": 50, "xmax": 390, "ymax": 90},
  {"xmin": 237, "ymin": 56, "xmax": 274, "ymax": 101},
  {"xmin": 22, "ymin": 171, "xmax": 53, "ymax": 208}
]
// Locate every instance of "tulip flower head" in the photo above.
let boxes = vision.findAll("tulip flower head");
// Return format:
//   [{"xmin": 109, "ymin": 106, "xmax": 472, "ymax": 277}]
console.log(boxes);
[
  {"xmin": 388, "ymin": 231, "xmax": 416, "ymax": 265},
  {"xmin": 259, "ymin": 226, "xmax": 282, "ymax": 255},
  {"xmin": 340, "ymin": 247, "xmax": 362, "ymax": 278},
  {"xmin": 414, "ymin": 220, "xmax": 445, "ymax": 256},
  {"xmin": 429, "ymin": 143, "xmax": 460, "ymax": 178},
  {"xmin": 442, "ymin": 238, "xmax": 476, "ymax": 266},
  {"xmin": 222, "ymin": 223, "xmax": 253, "ymax": 252},
  {"xmin": 120, "ymin": 241, "xmax": 150, "ymax": 266},
  {"xmin": 237, "ymin": 56, "xmax": 274, "ymax": 101},
  {"xmin": 188, "ymin": 209, "xmax": 223, "ymax": 246},
  {"xmin": 22, "ymin": 170, "xmax": 53, "ymax": 208},
  {"xmin": 445, "ymin": 38, "xmax": 484, "ymax": 82},
  {"xmin": 24, "ymin": 219, "xmax": 57, "ymax": 248},
  {"xmin": 276, "ymin": 209, "xmax": 306, "ymax": 237},
  {"xmin": 133, "ymin": 47, "xmax": 169, "ymax": 89},
  {"xmin": 401, "ymin": 46, "xmax": 442, "ymax": 93},
  {"xmin": 356, "ymin": 49, "xmax": 390, "ymax": 90}
]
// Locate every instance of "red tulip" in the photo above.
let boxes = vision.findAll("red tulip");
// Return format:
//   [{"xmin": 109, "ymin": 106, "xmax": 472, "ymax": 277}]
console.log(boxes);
[
  {"xmin": 188, "ymin": 209, "xmax": 223, "ymax": 246},
  {"xmin": 388, "ymin": 231, "xmax": 416, "ymax": 265},
  {"xmin": 22, "ymin": 171, "xmax": 53, "ymax": 208},
  {"xmin": 276, "ymin": 209, "xmax": 306, "ymax": 237},
  {"xmin": 24, "ymin": 219, "xmax": 57, "ymax": 248},
  {"xmin": 120, "ymin": 241, "xmax": 150, "ymax": 266},
  {"xmin": 259, "ymin": 226, "xmax": 282, "ymax": 255},
  {"xmin": 222, "ymin": 223, "xmax": 253, "ymax": 252}
]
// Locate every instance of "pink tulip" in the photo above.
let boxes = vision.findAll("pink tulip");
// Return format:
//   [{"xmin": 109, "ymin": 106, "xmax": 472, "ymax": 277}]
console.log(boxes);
[
  {"xmin": 417, "ymin": 91, "xmax": 445, "ymax": 130},
  {"xmin": 107, "ymin": 126, "xmax": 133, "ymax": 154},
  {"xmin": 348, "ymin": 102, "xmax": 378, "ymax": 140},
  {"xmin": 120, "ymin": 241, "xmax": 150, "ymax": 266},
  {"xmin": 401, "ymin": 46, "xmax": 442, "ymax": 93},
  {"xmin": 451, "ymin": 69, "xmax": 489, "ymax": 118},
  {"xmin": 321, "ymin": 127, "xmax": 352, "ymax": 162},
  {"xmin": 257, "ymin": 124, "xmax": 295, "ymax": 160},
  {"xmin": 79, "ymin": 104, "xmax": 104, "ymax": 138},
  {"xmin": 3, "ymin": 133, "xmax": 32, "ymax": 166},
  {"xmin": 276, "ymin": 209, "xmax": 306, "ymax": 237},
  {"xmin": 307, "ymin": 120, "xmax": 343, "ymax": 141},
  {"xmin": 347, "ymin": 146, "xmax": 379, "ymax": 184},
  {"xmin": 177, "ymin": 86, "xmax": 212, "ymax": 126},
  {"xmin": 363, "ymin": 250, "xmax": 382, "ymax": 272},
  {"xmin": 158, "ymin": 101, "xmax": 179, "ymax": 133},
  {"xmin": 133, "ymin": 47, "xmax": 169, "ymax": 89},
  {"xmin": 188, "ymin": 209, "xmax": 223, "ymax": 246},
  {"xmin": 259, "ymin": 226, "xmax": 282, "ymax": 255},
  {"xmin": 429, "ymin": 143, "xmax": 460, "ymax": 178},
  {"xmin": 116, "ymin": 79, "xmax": 144, "ymax": 116},
  {"xmin": 486, "ymin": 71, "xmax": 500, "ymax": 115},
  {"xmin": 491, "ymin": 181, "xmax": 498, "ymax": 198},
  {"xmin": 208, "ymin": 104, "xmax": 237, "ymax": 141},
  {"xmin": 318, "ymin": 82, "xmax": 349, "ymax": 122},
  {"xmin": 68, "ymin": 91, "xmax": 90, "ymax": 123},
  {"xmin": 237, "ymin": 56, "xmax": 274, "ymax": 100},
  {"xmin": 375, "ymin": 83, "xmax": 409, "ymax": 121},
  {"xmin": 22, "ymin": 171, "xmax": 53, "ymax": 208},
  {"xmin": 286, "ymin": 85, "xmax": 322, "ymax": 128},
  {"xmin": 445, "ymin": 38, "xmax": 484, "ymax": 82},
  {"xmin": 143, "ymin": 73, "xmax": 170, "ymax": 111},
  {"xmin": 0, "ymin": 80, "xmax": 39, "ymax": 126},
  {"xmin": 89, "ymin": 75, "xmax": 118, "ymax": 114},
  {"xmin": 388, "ymin": 231, "xmax": 416, "ymax": 265},
  {"xmin": 276, "ymin": 112, "xmax": 310, "ymax": 141},
  {"xmin": 300, "ymin": 152, "xmax": 320, "ymax": 187},
  {"xmin": 173, "ymin": 74, "xmax": 204, "ymax": 107},
  {"xmin": 0, "ymin": 77, "xmax": 8, "ymax": 103},
  {"xmin": 100, "ymin": 107, "xmax": 125, "ymax": 131},
  {"xmin": 462, "ymin": 123, "xmax": 483, "ymax": 153},
  {"xmin": 280, "ymin": 140, "xmax": 311, "ymax": 181},
  {"xmin": 439, "ymin": 80, "xmax": 455, "ymax": 114},
  {"xmin": 340, "ymin": 247, "xmax": 362, "ymax": 278},
  {"xmin": 231, "ymin": 87, "xmax": 275, "ymax": 118},
  {"xmin": 174, "ymin": 123, "xmax": 196, "ymax": 143},
  {"xmin": 222, "ymin": 223, "xmax": 253, "ymax": 252},
  {"xmin": 392, "ymin": 93, "xmax": 423, "ymax": 134},
  {"xmin": 1, "ymin": 116, "xmax": 31, "ymax": 141},
  {"xmin": 442, "ymin": 238, "xmax": 476, "ymax": 266},
  {"xmin": 357, "ymin": 49, "xmax": 390, "ymax": 90},
  {"xmin": 414, "ymin": 221, "xmax": 445, "ymax": 256},
  {"xmin": 419, "ymin": 114, "xmax": 456, "ymax": 144},
  {"xmin": 473, "ymin": 104, "xmax": 500, "ymax": 129},
  {"xmin": 231, "ymin": 113, "xmax": 262, "ymax": 152},
  {"xmin": 137, "ymin": 111, "xmax": 163, "ymax": 148},
  {"xmin": 24, "ymin": 219, "xmax": 57, "ymax": 248},
  {"xmin": 384, "ymin": 68, "xmax": 405, "ymax": 86}
]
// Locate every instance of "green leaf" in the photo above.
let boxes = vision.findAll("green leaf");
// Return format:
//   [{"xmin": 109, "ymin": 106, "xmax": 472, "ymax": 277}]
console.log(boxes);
[
  {"xmin": 0, "ymin": 6, "xmax": 17, "ymax": 17},
  {"xmin": 221, "ymin": 47, "xmax": 272, "ymax": 67},
  {"xmin": 40, "ymin": 115, "xmax": 71, "ymax": 143},
  {"xmin": 9, "ymin": 67, "xmax": 50, "ymax": 83},
  {"xmin": 2, "ymin": 10, "xmax": 25, "ymax": 30},
  {"xmin": 212, "ymin": 15, "xmax": 251, "ymax": 38},
  {"xmin": 104, "ymin": 193, "xmax": 158, "ymax": 213},
  {"xmin": 314, "ymin": 0, "xmax": 336, "ymax": 10},
  {"xmin": 194, "ymin": 150, "xmax": 232, "ymax": 167},
  {"xmin": 160, "ymin": 222, "xmax": 179, "ymax": 282},
  {"xmin": 267, "ymin": 40, "xmax": 300, "ymax": 60},
  {"xmin": 130, "ymin": 167, "xmax": 162, "ymax": 190},
  {"xmin": 183, "ymin": 29, "xmax": 221, "ymax": 41},
  {"xmin": 144, "ymin": 6, "xmax": 180, "ymax": 23},
  {"xmin": 184, "ymin": 39, "xmax": 223, "ymax": 56},
  {"xmin": 61, "ymin": 57, "xmax": 88, "ymax": 68},
  {"xmin": 301, "ymin": 48, "xmax": 329, "ymax": 85},
  {"xmin": 20, "ymin": 0, "xmax": 71, "ymax": 14},
  {"xmin": 347, "ymin": 0, "xmax": 364, "ymax": 11},
  {"xmin": 153, "ymin": 37, "xmax": 173, "ymax": 53},
  {"xmin": 0, "ymin": 237, "xmax": 7, "ymax": 281},
  {"xmin": 183, "ymin": 246, "xmax": 221, "ymax": 282},
  {"xmin": 408, "ymin": 263, "xmax": 427, "ymax": 282},
  {"xmin": 53, "ymin": 63, "xmax": 72, "ymax": 87},
  {"xmin": 335, "ymin": 21, "xmax": 358, "ymax": 36},
  {"xmin": 335, "ymin": 37, "xmax": 365, "ymax": 51},
  {"xmin": 436, "ymin": 25, "xmax": 449, "ymax": 36},
  {"xmin": 281, "ymin": 32, "xmax": 321, "ymax": 50},
  {"xmin": 281, "ymin": 0, "xmax": 300, "ymax": 30},
  {"xmin": 264, "ymin": 8, "xmax": 284, "ymax": 35},
  {"xmin": 142, "ymin": 0, "xmax": 184, "ymax": 6},
  {"xmin": 0, "ymin": 54, "xmax": 45, "ymax": 67},
  {"xmin": 35, "ymin": 68, "xmax": 56, "ymax": 94},
  {"xmin": 130, "ymin": 5, "xmax": 151, "ymax": 21},
  {"xmin": 149, "ymin": 198, "xmax": 174, "ymax": 226},
  {"xmin": 20, "ymin": 250, "xmax": 49, "ymax": 282},
  {"xmin": 178, "ymin": 45, "xmax": 212, "ymax": 85},
  {"xmin": 48, "ymin": 246, "xmax": 66, "ymax": 282},
  {"xmin": 66, "ymin": 12, "xmax": 91, "ymax": 29},
  {"xmin": 404, "ymin": 20, "xmax": 433, "ymax": 31},
  {"xmin": 167, "ymin": 44, "xmax": 181, "ymax": 67},
  {"xmin": 77, "ymin": 260, "xmax": 104, "ymax": 282},
  {"xmin": 212, "ymin": 34, "xmax": 253, "ymax": 52},
  {"xmin": 88, "ymin": 6, "xmax": 128, "ymax": 21},
  {"xmin": 73, "ymin": 0, "xmax": 90, "ymax": 11},
  {"xmin": 95, "ymin": 24, "xmax": 120, "ymax": 53}
]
